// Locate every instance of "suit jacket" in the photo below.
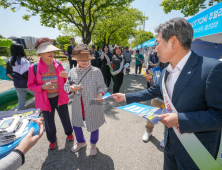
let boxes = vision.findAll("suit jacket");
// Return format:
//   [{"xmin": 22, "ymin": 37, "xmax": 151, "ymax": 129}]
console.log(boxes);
[
  {"xmin": 125, "ymin": 51, "xmax": 222, "ymax": 169},
  {"xmin": 91, "ymin": 51, "xmax": 100, "ymax": 67},
  {"xmin": 67, "ymin": 45, "xmax": 75, "ymax": 61}
]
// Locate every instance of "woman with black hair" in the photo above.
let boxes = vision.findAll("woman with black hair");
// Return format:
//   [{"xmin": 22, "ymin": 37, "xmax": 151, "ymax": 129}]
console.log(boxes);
[
  {"xmin": 101, "ymin": 44, "xmax": 112, "ymax": 89},
  {"xmin": 112, "ymin": 46, "xmax": 125, "ymax": 93},
  {"xmin": 6, "ymin": 44, "xmax": 34, "ymax": 110}
]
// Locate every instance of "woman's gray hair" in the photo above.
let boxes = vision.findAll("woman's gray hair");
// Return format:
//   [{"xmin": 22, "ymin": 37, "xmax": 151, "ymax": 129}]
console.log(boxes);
[{"xmin": 155, "ymin": 18, "xmax": 193, "ymax": 50}]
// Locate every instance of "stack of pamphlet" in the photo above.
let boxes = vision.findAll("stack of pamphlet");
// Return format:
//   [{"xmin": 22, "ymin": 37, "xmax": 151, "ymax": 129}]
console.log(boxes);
[{"xmin": 0, "ymin": 108, "xmax": 40, "ymax": 159}]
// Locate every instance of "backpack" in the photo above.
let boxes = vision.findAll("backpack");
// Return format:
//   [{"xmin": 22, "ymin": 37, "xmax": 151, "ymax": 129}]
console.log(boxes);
[{"xmin": 33, "ymin": 61, "xmax": 61, "ymax": 76}]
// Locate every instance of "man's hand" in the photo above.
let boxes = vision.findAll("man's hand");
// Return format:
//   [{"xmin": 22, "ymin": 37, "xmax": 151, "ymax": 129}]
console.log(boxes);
[
  {"xmin": 112, "ymin": 93, "xmax": 125, "ymax": 102},
  {"xmin": 15, "ymin": 118, "xmax": 44, "ymax": 154},
  {"xmin": 145, "ymin": 75, "xmax": 152, "ymax": 83},
  {"xmin": 157, "ymin": 113, "xmax": 179, "ymax": 128},
  {"xmin": 152, "ymin": 65, "xmax": 156, "ymax": 68},
  {"xmin": 70, "ymin": 85, "xmax": 81, "ymax": 92},
  {"xmin": 59, "ymin": 71, "xmax": 68, "ymax": 78},
  {"xmin": 96, "ymin": 93, "xmax": 104, "ymax": 102}
]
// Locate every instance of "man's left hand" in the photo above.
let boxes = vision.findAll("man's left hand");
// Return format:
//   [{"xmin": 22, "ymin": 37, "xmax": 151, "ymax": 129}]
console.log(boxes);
[{"xmin": 157, "ymin": 113, "xmax": 179, "ymax": 128}]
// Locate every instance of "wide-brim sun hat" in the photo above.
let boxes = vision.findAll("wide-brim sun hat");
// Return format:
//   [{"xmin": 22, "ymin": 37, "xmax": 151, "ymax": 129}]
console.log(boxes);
[
  {"xmin": 36, "ymin": 41, "xmax": 60, "ymax": 54},
  {"xmin": 72, "ymin": 44, "xmax": 94, "ymax": 60}
]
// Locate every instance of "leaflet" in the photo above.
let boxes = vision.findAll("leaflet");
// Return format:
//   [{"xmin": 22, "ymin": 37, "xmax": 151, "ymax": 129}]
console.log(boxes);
[
  {"xmin": 89, "ymin": 92, "xmax": 113, "ymax": 101},
  {"xmin": 0, "ymin": 116, "xmax": 21, "ymax": 134},
  {"xmin": 117, "ymin": 103, "xmax": 172, "ymax": 124}
]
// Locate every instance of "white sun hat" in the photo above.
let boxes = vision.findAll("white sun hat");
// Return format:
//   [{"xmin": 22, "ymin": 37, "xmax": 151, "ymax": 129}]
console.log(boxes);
[{"xmin": 36, "ymin": 41, "xmax": 60, "ymax": 54}]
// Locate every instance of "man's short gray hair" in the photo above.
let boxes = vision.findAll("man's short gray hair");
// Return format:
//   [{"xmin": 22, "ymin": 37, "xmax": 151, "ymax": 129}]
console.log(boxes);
[{"xmin": 155, "ymin": 18, "xmax": 193, "ymax": 50}]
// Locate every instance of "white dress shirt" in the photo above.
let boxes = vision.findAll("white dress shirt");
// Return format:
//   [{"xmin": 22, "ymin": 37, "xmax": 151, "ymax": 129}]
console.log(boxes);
[{"xmin": 166, "ymin": 51, "xmax": 192, "ymax": 100}]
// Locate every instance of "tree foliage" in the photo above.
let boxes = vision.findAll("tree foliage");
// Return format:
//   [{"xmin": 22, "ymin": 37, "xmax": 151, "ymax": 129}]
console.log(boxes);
[
  {"xmin": 160, "ymin": 0, "xmax": 222, "ymax": 17},
  {"xmin": 62, "ymin": 6, "xmax": 145, "ymax": 47},
  {"xmin": 56, "ymin": 35, "xmax": 71, "ymax": 51},
  {"xmin": 131, "ymin": 31, "xmax": 154, "ymax": 48},
  {"xmin": 0, "ymin": 0, "xmax": 134, "ymax": 44}
]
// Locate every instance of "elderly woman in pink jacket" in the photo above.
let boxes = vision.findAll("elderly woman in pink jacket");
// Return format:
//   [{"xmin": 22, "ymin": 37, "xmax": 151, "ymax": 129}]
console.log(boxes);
[{"xmin": 28, "ymin": 37, "xmax": 73, "ymax": 150}]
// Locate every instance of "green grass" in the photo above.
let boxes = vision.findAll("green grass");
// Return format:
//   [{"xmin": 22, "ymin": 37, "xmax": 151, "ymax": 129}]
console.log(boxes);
[{"xmin": 0, "ymin": 93, "xmax": 34, "ymax": 111}]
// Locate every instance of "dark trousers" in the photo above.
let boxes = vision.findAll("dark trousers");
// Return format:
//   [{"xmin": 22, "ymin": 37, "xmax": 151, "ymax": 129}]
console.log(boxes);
[
  {"xmin": 113, "ymin": 73, "xmax": 124, "ymax": 93},
  {"xmin": 73, "ymin": 126, "xmax": 99, "ymax": 144},
  {"xmin": 42, "ymin": 96, "xmax": 73, "ymax": 143},
  {"xmin": 164, "ymin": 136, "xmax": 198, "ymax": 170},
  {"xmin": 101, "ymin": 65, "xmax": 112, "ymax": 88},
  {"xmin": 135, "ymin": 64, "xmax": 142, "ymax": 74},
  {"xmin": 125, "ymin": 61, "xmax": 131, "ymax": 73},
  {"xmin": 147, "ymin": 81, "xmax": 150, "ymax": 89},
  {"xmin": 69, "ymin": 60, "xmax": 77, "ymax": 69}
]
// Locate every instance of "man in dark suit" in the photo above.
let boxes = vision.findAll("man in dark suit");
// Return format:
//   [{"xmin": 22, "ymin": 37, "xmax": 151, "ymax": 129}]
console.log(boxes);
[
  {"xmin": 67, "ymin": 38, "xmax": 77, "ymax": 68},
  {"xmin": 113, "ymin": 18, "xmax": 222, "ymax": 170},
  {"xmin": 91, "ymin": 45, "xmax": 99, "ymax": 68}
]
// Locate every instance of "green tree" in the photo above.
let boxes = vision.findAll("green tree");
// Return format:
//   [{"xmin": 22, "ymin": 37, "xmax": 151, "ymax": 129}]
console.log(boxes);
[
  {"xmin": 56, "ymin": 35, "xmax": 72, "ymax": 51},
  {"xmin": 52, "ymin": 39, "xmax": 58, "ymax": 46},
  {"xmin": 0, "ymin": 0, "xmax": 133, "ymax": 44},
  {"xmin": 63, "ymin": 6, "xmax": 145, "ymax": 47},
  {"xmin": 0, "ymin": 35, "xmax": 3, "ymax": 38},
  {"xmin": 92, "ymin": 7, "xmax": 146, "ymax": 46},
  {"xmin": 160, "ymin": 0, "xmax": 222, "ymax": 17},
  {"xmin": 131, "ymin": 31, "xmax": 154, "ymax": 48}
]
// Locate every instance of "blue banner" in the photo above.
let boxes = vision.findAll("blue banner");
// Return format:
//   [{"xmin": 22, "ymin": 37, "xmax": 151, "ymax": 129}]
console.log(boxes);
[{"xmin": 188, "ymin": 2, "xmax": 222, "ymax": 39}]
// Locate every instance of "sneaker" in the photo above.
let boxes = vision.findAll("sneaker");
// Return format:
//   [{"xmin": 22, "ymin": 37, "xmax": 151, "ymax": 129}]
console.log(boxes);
[
  {"xmin": 142, "ymin": 131, "xmax": 152, "ymax": 142},
  {"xmin": 49, "ymin": 141, "xmax": 57, "ymax": 150},
  {"xmin": 71, "ymin": 142, "xmax": 87, "ymax": 152},
  {"xmin": 67, "ymin": 134, "xmax": 74, "ymax": 141},
  {"xmin": 90, "ymin": 143, "xmax": 97, "ymax": 156},
  {"xmin": 160, "ymin": 139, "xmax": 165, "ymax": 148},
  {"xmin": 135, "ymin": 74, "xmax": 137, "ymax": 76}
]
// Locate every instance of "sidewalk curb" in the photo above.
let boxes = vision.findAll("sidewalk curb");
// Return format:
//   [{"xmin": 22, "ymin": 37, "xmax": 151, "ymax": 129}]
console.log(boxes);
[{"xmin": 8, "ymin": 94, "xmax": 74, "ymax": 111}]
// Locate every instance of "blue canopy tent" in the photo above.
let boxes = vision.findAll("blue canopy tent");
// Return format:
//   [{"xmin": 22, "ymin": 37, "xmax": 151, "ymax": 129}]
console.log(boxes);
[
  {"xmin": 191, "ymin": 39, "xmax": 222, "ymax": 59},
  {"xmin": 148, "ymin": 38, "xmax": 157, "ymax": 47},
  {"xmin": 188, "ymin": 2, "xmax": 222, "ymax": 59}
]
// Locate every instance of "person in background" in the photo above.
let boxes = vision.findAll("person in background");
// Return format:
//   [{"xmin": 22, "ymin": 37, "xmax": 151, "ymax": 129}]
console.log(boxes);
[
  {"xmin": 123, "ymin": 47, "xmax": 131, "ymax": 75},
  {"xmin": 97, "ymin": 46, "xmax": 102, "ymax": 69},
  {"xmin": 143, "ymin": 61, "xmax": 169, "ymax": 147},
  {"xmin": 101, "ymin": 44, "xmax": 112, "ymax": 89},
  {"xmin": 28, "ymin": 37, "xmax": 73, "ymax": 150},
  {"xmin": 6, "ymin": 44, "xmax": 34, "ymax": 110},
  {"xmin": 147, "ymin": 45, "xmax": 160, "ymax": 88},
  {"xmin": 147, "ymin": 45, "xmax": 159, "ymax": 70},
  {"xmin": 0, "ymin": 118, "xmax": 44, "ymax": 170},
  {"xmin": 64, "ymin": 44, "xmax": 107, "ymax": 156},
  {"xmin": 67, "ymin": 38, "xmax": 77, "ymax": 68},
  {"xmin": 112, "ymin": 46, "xmax": 125, "ymax": 93},
  {"xmin": 135, "ymin": 50, "xmax": 144, "ymax": 76},
  {"xmin": 91, "ymin": 45, "xmax": 99, "ymax": 68}
]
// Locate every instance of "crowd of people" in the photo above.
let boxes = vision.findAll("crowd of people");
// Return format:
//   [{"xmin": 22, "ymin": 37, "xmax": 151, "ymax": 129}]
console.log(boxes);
[{"xmin": 2, "ymin": 17, "xmax": 222, "ymax": 170}]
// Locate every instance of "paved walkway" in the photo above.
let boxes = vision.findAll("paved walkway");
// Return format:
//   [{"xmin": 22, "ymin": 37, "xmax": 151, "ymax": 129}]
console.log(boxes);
[
  {"xmin": 0, "ymin": 80, "xmax": 14, "ymax": 93},
  {"xmin": 19, "ymin": 61, "xmax": 164, "ymax": 170}
]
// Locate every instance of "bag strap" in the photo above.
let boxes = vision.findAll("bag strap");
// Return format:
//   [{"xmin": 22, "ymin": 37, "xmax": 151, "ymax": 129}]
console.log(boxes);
[
  {"xmin": 77, "ymin": 67, "xmax": 92, "ymax": 84},
  {"xmin": 33, "ymin": 61, "xmax": 61, "ymax": 77}
]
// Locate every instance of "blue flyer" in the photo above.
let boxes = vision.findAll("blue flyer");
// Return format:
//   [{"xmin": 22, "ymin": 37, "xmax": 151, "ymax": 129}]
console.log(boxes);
[
  {"xmin": 151, "ymin": 67, "xmax": 161, "ymax": 83},
  {"xmin": 117, "ymin": 103, "xmax": 172, "ymax": 124},
  {"xmin": 102, "ymin": 92, "xmax": 113, "ymax": 100}
]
